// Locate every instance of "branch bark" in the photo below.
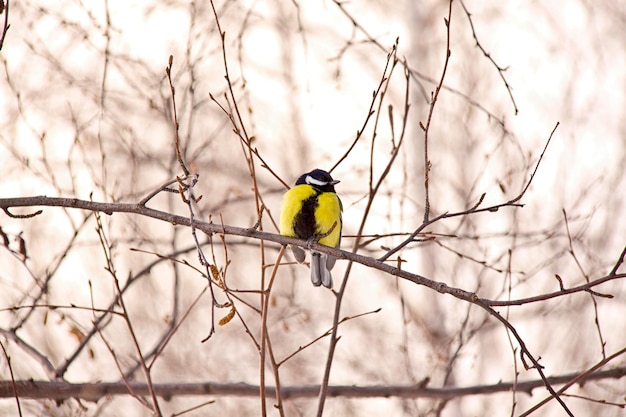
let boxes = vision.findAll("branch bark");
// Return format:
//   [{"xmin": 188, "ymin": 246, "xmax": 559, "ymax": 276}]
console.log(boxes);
[{"xmin": 2, "ymin": 366, "xmax": 625, "ymax": 401}]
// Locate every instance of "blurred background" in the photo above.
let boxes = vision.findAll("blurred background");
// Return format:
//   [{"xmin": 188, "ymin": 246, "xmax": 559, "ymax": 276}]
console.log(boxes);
[{"xmin": 0, "ymin": 1, "xmax": 625, "ymax": 416}]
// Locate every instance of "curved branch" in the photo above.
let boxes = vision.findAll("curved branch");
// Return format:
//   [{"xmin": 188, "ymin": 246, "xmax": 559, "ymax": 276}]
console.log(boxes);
[
  {"xmin": 2, "ymin": 194, "xmax": 623, "ymax": 415},
  {"xmin": 0, "ymin": 196, "xmax": 621, "ymax": 307}
]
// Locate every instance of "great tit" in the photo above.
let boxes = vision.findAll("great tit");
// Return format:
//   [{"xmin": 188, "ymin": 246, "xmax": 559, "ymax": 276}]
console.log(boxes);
[{"xmin": 280, "ymin": 169, "xmax": 342, "ymax": 288}]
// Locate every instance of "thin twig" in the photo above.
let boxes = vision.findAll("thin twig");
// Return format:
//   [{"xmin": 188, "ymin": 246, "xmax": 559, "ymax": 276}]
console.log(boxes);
[
  {"xmin": 260, "ymin": 246, "xmax": 286, "ymax": 417},
  {"xmin": 317, "ymin": 41, "xmax": 410, "ymax": 417},
  {"xmin": 459, "ymin": 0, "xmax": 518, "ymax": 114},
  {"xmin": 563, "ymin": 208, "xmax": 607, "ymax": 358},
  {"xmin": 609, "ymin": 245, "xmax": 626, "ymax": 276},
  {"xmin": 94, "ymin": 212, "xmax": 163, "ymax": 416},
  {"xmin": 518, "ymin": 345, "xmax": 626, "ymax": 417},
  {"xmin": 504, "ymin": 250, "xmax": 519, "ymax": 417},
  {"xmin": 207, "ymin": 7, "xmax": 288, "ymax": 414},
  {"xmin": 329, "ymin": 0, "xmax": 515, "ymax": 128},
  {"xmin": 0, "ymin": 339, "xmax": 22, "ymax": 417},
  {"xmin": 380, "ymin": 122, "xmax": 559, "ymax": 262},
  {"xmin": 170, "ymin": 399, "xmax": 216, "ymax": 416},
  {"xmin": 0, "ymin": 0, "xmax": 10, "ymax": 51},
  {"xmin": 166, "ymin": 55, "xmax": 190, "ymax": 176},
  {"xmin": 277, "ymin": 308, "xmax": 381, "ymax": 367},
  {"xmin": 422, "ymin": 0, "xmax": 453, "ymax": 223},
  {"xmin": 329, "ymin": 39, "xmax": 398, "ymax": 174}
]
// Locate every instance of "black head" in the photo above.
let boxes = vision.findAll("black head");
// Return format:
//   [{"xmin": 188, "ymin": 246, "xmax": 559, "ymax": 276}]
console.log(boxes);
[{"xmin": 295, "ymin": 169, "xmax": 339, "ymax": 192}]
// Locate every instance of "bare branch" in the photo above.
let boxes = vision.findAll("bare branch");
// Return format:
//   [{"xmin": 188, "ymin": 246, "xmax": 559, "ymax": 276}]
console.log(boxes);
[{"xmin": 3, "ymin": 366, "xmax": 625, "ymax": 401}]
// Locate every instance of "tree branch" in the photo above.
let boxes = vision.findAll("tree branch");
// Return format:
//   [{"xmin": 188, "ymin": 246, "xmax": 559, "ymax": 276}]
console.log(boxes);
[
  {"xmin": 2, "ymin": 194, "xmax": 624, "ymax": 416},
  {"xmin": 3, "ymin": 366, "xmax": 625, "ymax": 401}
]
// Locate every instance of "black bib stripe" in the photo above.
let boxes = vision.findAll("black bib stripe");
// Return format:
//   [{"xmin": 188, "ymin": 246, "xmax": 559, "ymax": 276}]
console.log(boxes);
[{"xmin": 293, "ymin": 192, "xmax": 320, "ymax": 239}]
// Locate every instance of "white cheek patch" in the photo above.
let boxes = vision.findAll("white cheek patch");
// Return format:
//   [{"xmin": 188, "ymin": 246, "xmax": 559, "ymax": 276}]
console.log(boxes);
[{"xmin": 306, "ymin": 175, "xmax": 328, "ymax": 186}]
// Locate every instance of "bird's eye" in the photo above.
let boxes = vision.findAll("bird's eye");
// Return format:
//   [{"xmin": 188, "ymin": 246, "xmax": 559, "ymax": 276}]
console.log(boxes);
[{"xmin": 305, "ymin": 175, "xmax": 328, "ymax": 186}]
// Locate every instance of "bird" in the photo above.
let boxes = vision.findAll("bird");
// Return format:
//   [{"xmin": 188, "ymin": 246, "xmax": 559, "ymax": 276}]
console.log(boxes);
[{"xmin": 280, "ymin": 169, "xmax": 342, "ymax": 288}]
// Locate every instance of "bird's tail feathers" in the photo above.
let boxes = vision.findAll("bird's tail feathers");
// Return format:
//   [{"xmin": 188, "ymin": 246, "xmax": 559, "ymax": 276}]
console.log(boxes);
[{"xmin": 311, "ymin": 251, "xmax": 333, "ymax": 288}]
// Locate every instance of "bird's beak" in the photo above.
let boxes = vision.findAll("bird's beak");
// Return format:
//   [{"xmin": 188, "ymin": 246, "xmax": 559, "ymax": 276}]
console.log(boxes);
[{"xmin": 331, "ymin": 180, "xmax": 340, "ymax": 185}]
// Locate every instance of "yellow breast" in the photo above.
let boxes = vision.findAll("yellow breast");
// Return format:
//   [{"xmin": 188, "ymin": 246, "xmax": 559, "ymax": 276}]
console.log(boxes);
[
  {"xmin": 280, "ymin": 184, "xmax": 342, "ymax": 248},
  {"xmin": 314, "ymin": 191, "xmax": 342, "ymax": 247}
]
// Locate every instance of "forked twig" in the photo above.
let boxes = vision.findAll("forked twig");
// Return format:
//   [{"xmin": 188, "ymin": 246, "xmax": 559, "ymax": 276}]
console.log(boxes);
[
  {"xmin": 329, "ymin": 39, "xmax": 399, "ymax": 174},
  {"xmin": 94, "ymin": 211, "xmax": 163, "ymax": 416},
  {"xmin": 380, "ymin": 122, "xmax": 560, "ymax": 262}
]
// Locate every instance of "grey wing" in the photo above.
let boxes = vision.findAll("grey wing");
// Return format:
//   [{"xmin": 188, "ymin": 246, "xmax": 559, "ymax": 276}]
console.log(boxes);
[
  {"xmin": 325, "ymin": 236, "xmax": 340, "ymax": 270},
  {"xmin": 290, "ymin": 245, "xmax": 306, "ymax": 263}
]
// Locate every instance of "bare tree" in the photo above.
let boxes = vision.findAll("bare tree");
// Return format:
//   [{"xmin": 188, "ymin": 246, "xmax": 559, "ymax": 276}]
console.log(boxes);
[{"xmin": 1, "ymin": 1, "xmax": 625, "ymax": 416}]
